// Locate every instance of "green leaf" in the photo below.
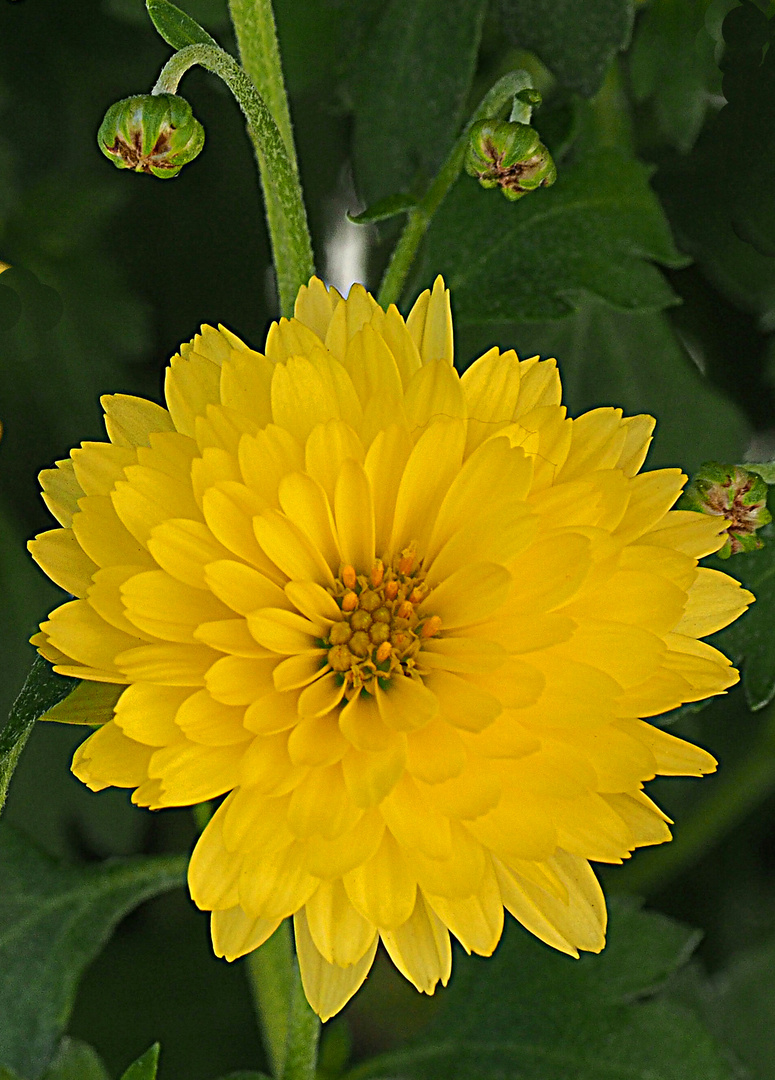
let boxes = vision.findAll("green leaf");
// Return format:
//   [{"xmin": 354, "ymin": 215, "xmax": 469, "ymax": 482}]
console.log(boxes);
[
  {"xmin": 695, "ymin": 935, "xmax": 775, "ymax": 1079},
  {"xmin": 629, "ymin": 0, "xmax": 733, "ymax": 153},
  {"xmin": 41, "ymin": 1039, "xmax": 109, "ymax": 1080},
  {"xmin": 346, "ymin": 899, "xmax": 734, "ymax": 1080},
  {"xmin": 41, "ymin": 681, "xmax": 122, "ymax": 727},
  {"xmin": 423, "ymin": 148, "xmax": 686, "ymax": 322},
  {"xmin": 347, "ymin": 193, "xmax": 418, "ymax": 225},
  {"xmin": 145, "ymin": 0, "xmax": 218, "ymax": 49},
  {"xmin": 709, "ymin": 542, "xmax": 775, "ymax": 710},
  {"xmin": 664, "ymin": 1, "xmax": 775, "ymax": 326},
  {"xmin": 498, "ymin": 0, "xmax": 634, "ymax": 98},
  {"xmin": 744, "ymin": 461, "xmax": 775, "ymax": 484},
  {"xmin": 0, "ymin": 825, "xmax": 186, "ymax": 1079},
  {"xmin": 119, "ymin": 1044, "xmax": 160, "ymax": 1080},
  {"xmin": 350, "ymin": 0, "xmax": 488, "ymax": 206},
  {"xmin": 459, "ymin": 301, "xmax": 750, "ymax": 473},
  {"xmin": 213, "ymin": 1074, "xmax": 272, "ymax": 1080},
  {"xmin": 0, "ymin": 658, "xmax": 79, "ymax": 818}
]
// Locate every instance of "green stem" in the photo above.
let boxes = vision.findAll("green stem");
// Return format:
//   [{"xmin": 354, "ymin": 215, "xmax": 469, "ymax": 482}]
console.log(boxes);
[
  {"xmin": 281, "ymin": 960, "xmax": 320, "ymax": 1080},
  {"xmin": 377, "ymin": 70, "xmax": 536, "ymax": 309},
  {"xmin": 614, "ymin": 702, "xmax": 775, "ymax": 896},
  {"xmin": 153, "ymin": 43, "xmax": 314, "ymax": 317},
  {"xmin": 246, "ymin": 920, "xmax": 295, "ymax": 1077},
  {"xmin": 227, "ymin": 0, "xmax": 296, "ymax": 164}
]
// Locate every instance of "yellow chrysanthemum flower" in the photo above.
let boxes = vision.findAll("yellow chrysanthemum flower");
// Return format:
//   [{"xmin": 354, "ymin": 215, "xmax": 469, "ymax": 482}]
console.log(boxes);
[{"xmin": 30, "ymin": 277, "xmax": 751, "ymax": 1020}]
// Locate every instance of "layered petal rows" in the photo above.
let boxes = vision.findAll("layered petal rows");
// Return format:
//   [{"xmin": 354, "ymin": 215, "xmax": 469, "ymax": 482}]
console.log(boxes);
[{"xmin": 30, "ymin": 276, "xmax": 752, "ymax": 1019}]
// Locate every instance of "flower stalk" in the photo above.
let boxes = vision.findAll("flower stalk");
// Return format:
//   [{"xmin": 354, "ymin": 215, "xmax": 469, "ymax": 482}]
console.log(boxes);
[
  {"xmin": 246, "ymin": 920, "xmax": 320, "ymax": 1080},
  {"xmin": 377, "ymin": 71, "xmax": 543, "ymax": 309},
  {"xmin": 153, "ymin": 42, "xmax": 314, "ymax": 317}
]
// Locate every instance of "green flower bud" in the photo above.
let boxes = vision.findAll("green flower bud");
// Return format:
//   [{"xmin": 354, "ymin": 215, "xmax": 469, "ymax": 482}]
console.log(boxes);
[
  {"xmin": 682, "ymin": 462, "xmax": 772, "ymax": 558},
  {"xmin": 465, "ymin": 119, "xmax": 556, "ymax": 201},
  {"xmin": 97, "ymin": 93, "xmax": 204, "ymax": 179}
]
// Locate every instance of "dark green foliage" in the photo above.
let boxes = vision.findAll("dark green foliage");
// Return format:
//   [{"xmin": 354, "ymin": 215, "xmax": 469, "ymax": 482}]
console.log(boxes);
[
  {"xmin": 711, "ymin": 542, "xmax": 775, "ymax": 710},
  {"xmin": 146, "ymin": 0, "xmax": 218, "ymax": 49},
  {"xmin": 346, "ymin": 901, "xmax": 735, "ymax": 1080},
  {"xmin": 0, "ymin": 659, "xmax": 79, "ymax": 816},
  {"xmin": 0, "ymin": 825, "xmax": 184, "ymax": 1079},
  {"xmin": 458, "ymin": 302, "xmax": 750, "ymax": 473},
  {"xmin": 629, "ymin": 0, "xmax": 732, "ymax": 153},
  {"xmin": 1, "ymin": 0, "xmax": 775, "ymax": 1077},
  {"xmin": 350, "ymin": 0, "xmax": 488, "ymax": 206},
  {"xmin": 424, "ymin": 149, "xmax": 685, "ymax": 322},
  {"xmin": 664, "ymin": 1, "xmax": 775, "ymax": 325},
  {"xmin": 499, "ymin": 0, "xmax": 634, "ymax": 97},
  {"xmin": 118, "ymin": 1044, "xmax": 160, "ymax": 1080}
]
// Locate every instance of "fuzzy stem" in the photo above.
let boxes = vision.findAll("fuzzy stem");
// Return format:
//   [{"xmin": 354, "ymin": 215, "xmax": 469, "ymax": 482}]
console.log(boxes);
[
  {"xmin": 153, "ymin": 42, "xmax": 314, "ymax": 317},
  {"xmin": 281, "ymin": 960, "xmax": 320, "ymax": 1080},
  {"xmin": 245, "ymin": 920, "xmax": 295, "ymax": 1077},
  {"xmin": 377, "ymin": 70, "xmax": 535, "ymax": 309}
]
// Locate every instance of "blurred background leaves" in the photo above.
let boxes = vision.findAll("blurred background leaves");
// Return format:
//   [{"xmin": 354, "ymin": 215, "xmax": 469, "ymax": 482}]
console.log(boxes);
[{"xmin": 1, "ymin": 0, "xmax": 775, "ymax": 1077}]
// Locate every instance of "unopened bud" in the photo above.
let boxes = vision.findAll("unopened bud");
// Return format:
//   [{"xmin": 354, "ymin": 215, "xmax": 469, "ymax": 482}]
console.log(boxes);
[
  {"xmin": 683, "ymin": 462, "xmax": 772, "ymax": 557},
  {"xmin": 98, "ymin": 93, "xmax": 204, "ymax": 179},
  {"xmin": 466, "ymin": 119, "xmax": 556, "ymax": 201}
]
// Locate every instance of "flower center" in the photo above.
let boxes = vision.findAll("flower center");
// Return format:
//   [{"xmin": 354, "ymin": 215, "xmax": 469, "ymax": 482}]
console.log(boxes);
[{"xmin": 325, "ymin": 546, "xmax": 442, "ymax": 693}]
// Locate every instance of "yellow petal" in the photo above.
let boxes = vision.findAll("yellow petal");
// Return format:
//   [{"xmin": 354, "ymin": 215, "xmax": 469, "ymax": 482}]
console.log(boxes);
[
  {"xmin": 244, "ymin": 689, "xmax": 302, "ymax": 735},
  {"xmin": 305, "ymin": 419, "xmax": 365, "ymax": 505},
  {"xmin": 334, "ymin": 458, "xmax": 375, "ymax": 574},
  {"xmin": 254, "ymin": 510, "xmax": 335, "ymax": 587},
  {"xmin": 148, "ymin": 739, "xmax": 243, "ymax": 806},
  {"xmin": 673, "ymin": 567, "xmax": 754, "ymax": 639},
  {"xmin": 28, "ymin": 528, "xmax": 97, "ymax": 598},
  {"xmin": 425, "ymin": 856, "xmax": 503, "ymax": 955},
  {"xmin": 294, "ymin": 907, "xmax": 378, "ymax": 1022},
  {"xmin": 288, "ymin": 713, "xmax": 350, "ymax": 766},
  {"xmin": 248, "ymin": 608, "xmax": 325, "ymax": 654},
  {"xmin": 39, "ymin": 458, "xmax": 84, "ymax": 527},
  {"xmin": 420, "ymin": 562, "xmax": 512, "ymax": 630},
  {"xmin": 278, "ymin": 472, "xmax": 340, "ymax": 571},
  {"xmin": 461, "ymin": 348, "xmax": 522, "ymax": 456},
  {"xmin": 497, "ymin": 851, "xmax": 606, "ymax": 955},
  {"xmin": 148, "ymin": 518, "xmax": 231, "ymax": 588},
  {"xmin": 380, "ymin": 893, "xmax": 452, "ymax": 993},
  {"xmin": 287, "ymin": 763, "xmax": 361, "ymax": 839},
  {"xmin": 212, "ymin": 907, "xmax": 281, "ymax": 961},
  {"xmin": 71, "ymin": 720, "xmax": 152, "ymax": 791},
  {"xmin": 421, "ymin": 671, "xmax": 502, "ymax": 733},
  {"xmin": 363, "ymin": 424, "xmax": 414, "ymax": 557},
  {"xmin": 340, "ymin": 690, "xmax": 395, "ymax": 751},
  {"xmin": 305, "ymin": 878, "xmax": 376, "ymax": 966},
  {"xmin": 220, "ymin": 348, "xmax": 274, "ymax": 429},
  {"xmin": 294, "ymin": 276, "xmax": 340, "ymax": 341},
  {"xmin": 101, "ymin": 393, "xmax": 174, "ymax": 448},
  {"xmin": 341, "ymin": 736, "xmax": 407, "ymax": 807},
  {"xmin": 238, "ymin": 425, "xmax": 304, "ymax": 507},
  {"xmin": 118, "ymin": 642, "xmax": 219, "ymax": 685},
  {"xmin": 273, "ymin": 652, "xmax": 328, "ymax": 692},
  {"xmin": 205, "ymin": 560, "xmax": 288, "ymax": 616},
  {"xmin": 403, "ymin": 359, "xmax": 465, "ymax": 436},
  {"xmin": 121, "ymin": 570, "xmax": 229, "ymax": 642},
  {"xmin": 297, "ymin": 672, "xmax": 347, "ymax": 718},
  {"xmin": 206, "ymin": 654, "xmax": 277, "ymax": 705},
  {"xmin": 406, "ymin": 276, "xmax": 453, "ymax": 365},
  {"xmin": 175, "ymin": 688, "xmax": 250, "ymax": 745},
  {"xmin": 344, "ymin": 830, "xmax": 417, "ymax": 928},
  {"xmin": 375, "ymin": 675, "xmax": 439, "ymax": 733},
  {"xmin": 113, "ymin": 682, "xmax": 190, "ymax": 745},
  {"xmin": 43, "ymin": 599, "xmax": 139, "ymax": 674}
]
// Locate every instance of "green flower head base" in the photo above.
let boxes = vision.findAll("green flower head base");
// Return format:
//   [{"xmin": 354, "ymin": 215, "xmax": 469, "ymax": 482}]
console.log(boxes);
[
  {"xmin": 465, "ymin": 119, "xmax": 556, "ymax": 202},
  {"xmin": 683, "ymin": 462, "xmax": 772, "ymax": 557},
  {"xmin": 98, "ymin": 93, "xmax": 205, "ymax": 179}
]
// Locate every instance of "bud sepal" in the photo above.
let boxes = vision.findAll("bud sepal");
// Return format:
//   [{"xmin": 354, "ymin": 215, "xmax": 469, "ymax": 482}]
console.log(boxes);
[
  {"xmin": 465, "ymin": 119, "xmax": 556, "ymax": 201},
  {"xmin": 682, "ymin": 462, "xmax": 772, "ymax": 558},
  {"xmin": 97, "ymin": 93, "xmax": 204, "ymax": 178}
]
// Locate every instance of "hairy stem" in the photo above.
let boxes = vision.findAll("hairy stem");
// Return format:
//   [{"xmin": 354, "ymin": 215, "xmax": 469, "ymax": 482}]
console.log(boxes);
[
  {"xmin": 246, "ymin": 920, "xmax": 295, "ymax": 1077},
  {"xmin": 153, "ymin": 42, "xmax": 314, "ymax": 317},
  {"xmin": 377, "ymin": 70, "xmax": 536, "ymax": 309}
]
